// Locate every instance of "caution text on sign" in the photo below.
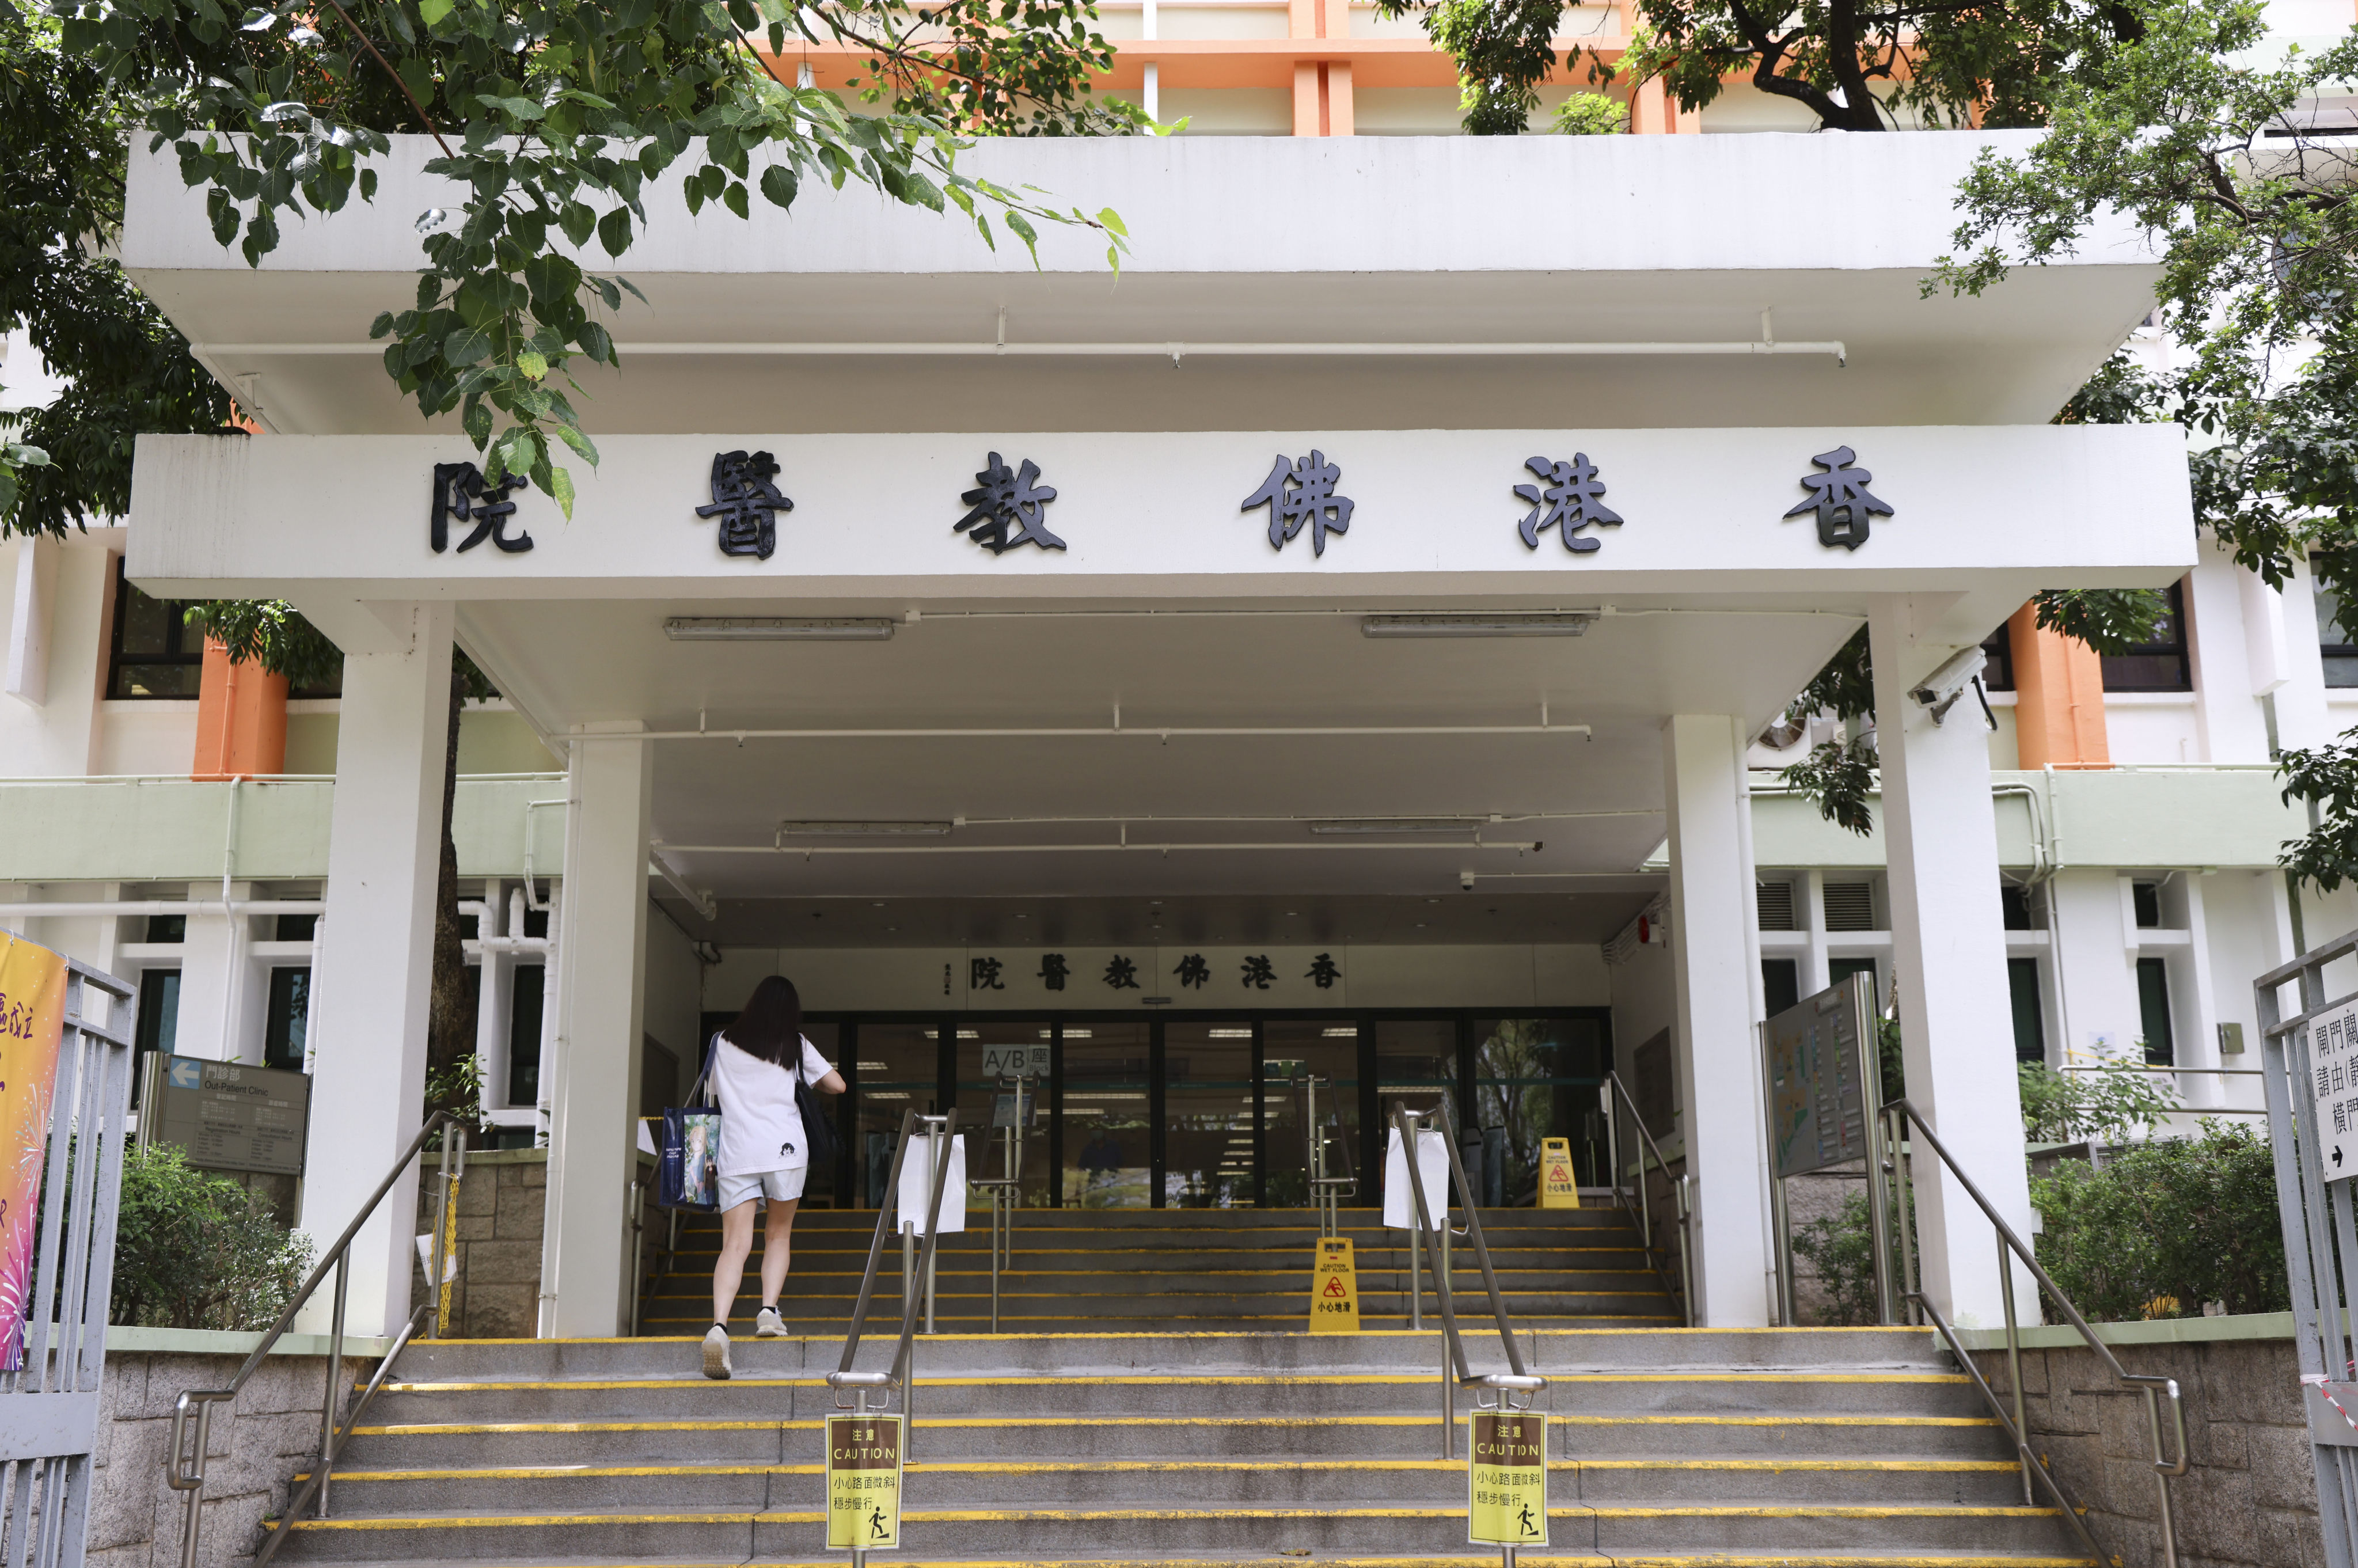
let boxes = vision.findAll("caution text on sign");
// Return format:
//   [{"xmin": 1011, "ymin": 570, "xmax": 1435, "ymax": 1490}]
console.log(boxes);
[
  {"xmin": 1468, "ymin": 1410, "xmax": 1548, "ymax": 1547},
  {"xmin": 1538, "ymin": 1136, "xmax": 1580, "ymax": 1209},
  {"xmin": 1308, "ymin": 1235, "xmax": 1361, "ymax": 1333},
  {"xmin": 826, "ymin": 1413, "xmax": 903, "ymax": 1550}
]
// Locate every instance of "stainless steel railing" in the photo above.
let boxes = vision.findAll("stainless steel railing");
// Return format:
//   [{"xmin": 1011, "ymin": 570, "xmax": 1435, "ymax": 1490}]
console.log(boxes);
[
  {"xmin": 967, "ymin": 1081, "xmax": 1030, "ymax": 1334},
  {"xmin": 168, "ymin": 1112, "xmax": 470, "ymax": 1568},
  {"xmin": 1301, "ymin": 1072, "xmax": 1357, "ymax": 1239},
  {"xmin": 827, "ymin": 1108, "xmax": 963, "ymax": 1453},
  {"xmin": 1389, "ymin": 1105, "xmax": 1546, "ymax": 1459},
  {"xmin": 1600, "ymin": 1073, "xmax": 1692, "ymax": 1324},
  {"xmin": 1880, "ymin": 1098, "xmax": 2189, "ymax": 1568}
]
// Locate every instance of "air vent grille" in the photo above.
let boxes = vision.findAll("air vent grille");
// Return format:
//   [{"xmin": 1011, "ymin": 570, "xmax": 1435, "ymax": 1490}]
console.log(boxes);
[
  {"xmin": 1756, "ymin": 881, "xmax": 1797, "ymax": 932},
  {"xmin": 1824, "ymin": 882, "xmax": 1877, "ymax": 932}
]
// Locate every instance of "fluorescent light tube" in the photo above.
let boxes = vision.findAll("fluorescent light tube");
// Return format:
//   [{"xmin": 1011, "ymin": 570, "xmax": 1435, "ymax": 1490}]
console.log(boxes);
[
  {"xmin": 778, "ymin": 820, "xmax": 952, "ymax": 836},
  {"xmin": 1307, "ymin": 818, "xmax": 1480, "ymax": 836},
  {"xmin": 665, "ymin": 617, "xmax": 895, "ymax": 641},
  {"xmin": 1360, "ymin": 612, "xmax": 1596, "ymax": 637}
]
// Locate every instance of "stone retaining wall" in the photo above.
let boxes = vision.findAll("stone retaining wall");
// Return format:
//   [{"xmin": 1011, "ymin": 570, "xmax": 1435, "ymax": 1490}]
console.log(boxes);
[
  {"xmin": 1962, "ymin": 1321, "xmax": 2321, "ymax": 1568},
  {"xmin": 87, "ymin": 1335, "xmax": 383, "ymax": 1568}
]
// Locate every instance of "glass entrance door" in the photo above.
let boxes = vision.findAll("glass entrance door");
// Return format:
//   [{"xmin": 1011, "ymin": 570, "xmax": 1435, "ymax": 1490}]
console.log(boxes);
[
  {"xmin": 1060, "ymin": 1022, "xmax": 1151, "ymax": 1207},
  {"xmin": 1163, "ymin": 1023, "xmax": 1257, "ymax": 1208}
]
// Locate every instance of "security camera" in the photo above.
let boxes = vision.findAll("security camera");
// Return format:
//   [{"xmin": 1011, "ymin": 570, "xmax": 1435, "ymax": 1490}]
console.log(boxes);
[
  {"xmin": 1909, "ymin": 646, "xmax": 1987, "ymax": 726},
  {"xmin": 1460, "ymin": 871, "xmax": 1477, "ymax": 891}
]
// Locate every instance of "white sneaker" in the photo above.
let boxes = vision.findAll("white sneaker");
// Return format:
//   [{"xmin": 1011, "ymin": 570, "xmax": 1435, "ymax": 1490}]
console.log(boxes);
[
  {"xmin": 755, "ymin": 1307, "xmax": 788, "ymax": 1339},
  {"xmin": 702, "ymin": 1324, "xmax": 732, "ymax": 1380}
]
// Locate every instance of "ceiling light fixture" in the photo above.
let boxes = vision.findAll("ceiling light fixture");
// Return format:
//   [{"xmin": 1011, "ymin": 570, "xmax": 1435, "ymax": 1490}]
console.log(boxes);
[
  {"xmin": 664, "ymin": 617, "xmax": 895, "ymax": 641},
  {"xmin": 1308, "ymin": 818, "xmax": 1482, "ymax": 836},
  {"xmin": 1361, "ymin": 612, "xmax": 1598, "ymax": 639},
  {"xmin": 778, "ymin": 820, "xmax": 952, "ymax": 837}
]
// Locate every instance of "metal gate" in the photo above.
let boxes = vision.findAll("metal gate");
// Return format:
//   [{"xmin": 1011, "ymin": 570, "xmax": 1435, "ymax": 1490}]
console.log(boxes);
[
  {"xmin": 2258, "ymin": 924, "xmax": 2358, "ymax": 1567},
  {"xmin": 1, "ymin": 945, "xmax": 135, "ymax": 1568}
]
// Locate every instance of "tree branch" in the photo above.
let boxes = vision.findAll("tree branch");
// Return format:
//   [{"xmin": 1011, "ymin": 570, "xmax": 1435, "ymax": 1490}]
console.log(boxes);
[{"xmin": 316, "ymin": 0, "xmax": 456, "ymax": 158}]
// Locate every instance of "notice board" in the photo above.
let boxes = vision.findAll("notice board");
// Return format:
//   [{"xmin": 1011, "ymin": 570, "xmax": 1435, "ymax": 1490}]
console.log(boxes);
[
  {"xmin": 1763, "ymin": 971, "xmax": 1878, "ymax": 1180},
  {"xmin": 151, "ymin": 1054, "xmax": 312, "ymax": 1176}
]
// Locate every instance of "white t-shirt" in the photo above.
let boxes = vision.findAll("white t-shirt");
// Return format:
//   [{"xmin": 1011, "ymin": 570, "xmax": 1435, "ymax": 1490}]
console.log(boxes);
[{"xmin": 707, "ymin": 1031, "xmax": 835, "ymax": 1177}]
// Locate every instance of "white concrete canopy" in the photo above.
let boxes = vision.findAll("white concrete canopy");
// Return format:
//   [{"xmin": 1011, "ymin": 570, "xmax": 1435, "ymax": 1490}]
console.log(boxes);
[{"xmin": 119, "ymin": 132, "xmax": 2164, "ymax": 436}]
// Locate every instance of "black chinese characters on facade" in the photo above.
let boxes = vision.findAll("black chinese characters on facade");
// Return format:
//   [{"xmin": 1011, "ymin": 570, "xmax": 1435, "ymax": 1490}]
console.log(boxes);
[
  {"xmin": 1242, "ymin": 451, "xmax": 1353, "ymax": 556},
  {"xmin": 1786, "ymin": 446, "xmax": 1892, "ymax": 551},
  {"xmin": 956, "ymin": 453, "xmax": 1065, "ymax": 554},
  {"xmin": 430, "ymin": 462, "xmax": 532, "ymax": 554},
  {"xmin": 696, "ymin": 450, "xmax": 792, "ymax": 560},
  {"xmin": 1514, "ymin": 455, "xmax": 1621, "ymax": 553}
]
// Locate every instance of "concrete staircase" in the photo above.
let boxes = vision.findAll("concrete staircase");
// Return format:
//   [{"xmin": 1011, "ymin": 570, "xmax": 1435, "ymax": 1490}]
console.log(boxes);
[
  {"xmin": 640, "ymin": 1206, "xmax": 1684, "ymax": 1334},
  {"xmin": 285, "ymin": 1322, "xmax": 2095, "ymax": 1567}
]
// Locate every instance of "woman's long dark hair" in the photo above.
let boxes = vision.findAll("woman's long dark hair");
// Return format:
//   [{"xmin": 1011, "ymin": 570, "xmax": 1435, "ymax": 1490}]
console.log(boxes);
[{"xmin": 724, "ymin": 975, "xmax": 803, "ymax": 1065}]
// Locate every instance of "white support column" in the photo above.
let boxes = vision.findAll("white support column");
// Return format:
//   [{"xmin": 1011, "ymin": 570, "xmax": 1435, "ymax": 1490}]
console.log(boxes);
[
  {"xmin": 540, "ymin": 724, "xmax": 649, "ymax": 1338},
  {"xmin": 296, "ymin": 602, "xmax": 454, "ymax": 1338},
  {"xmin": 1869, "ymin": 598, "xmax": 2037, "ymax": 1328},
  {"xmin": 1801, "ymin": 871, "xmax": 1832, "ymax": 997},
  {"xmin": 1663, "ymin": 713, "xmax": 1772, "ymax": 1326}
]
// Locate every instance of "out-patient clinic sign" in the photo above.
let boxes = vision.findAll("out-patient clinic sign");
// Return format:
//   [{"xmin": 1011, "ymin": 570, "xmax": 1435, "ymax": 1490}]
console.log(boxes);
[{"xmin": 0, "ymin": 933, "xmax": 69, "ymax": 1373}]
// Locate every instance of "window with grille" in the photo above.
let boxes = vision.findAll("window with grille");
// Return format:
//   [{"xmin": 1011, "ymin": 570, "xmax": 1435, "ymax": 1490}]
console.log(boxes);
[
  {"xmin": 107, "ymin": 573, "xmax": 203, "ymax": 699},
  {"xmin": 2099, "ymin": 579, "xmax": 2192, "ymax": 692}
]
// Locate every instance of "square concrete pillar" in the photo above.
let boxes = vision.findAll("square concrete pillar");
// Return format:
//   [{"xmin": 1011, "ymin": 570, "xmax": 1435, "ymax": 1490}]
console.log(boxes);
[
  {"xmin": 540, "ymin": 722, "xmax": 650, "ymax": 1338},
  {"xmin": 1869, "ymin": 598, "xmax": 2038, "ymax": 1328},
  {"xmin": 296, "ymin": 602, "xmax": 453, "ymax": 1338},
  {"xmin": 1663, "ymin": 713, "xmax": 1772, "ymax": 1326}
]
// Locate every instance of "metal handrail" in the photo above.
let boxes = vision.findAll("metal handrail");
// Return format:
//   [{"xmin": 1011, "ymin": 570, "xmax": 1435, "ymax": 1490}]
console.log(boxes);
[
  {"xmin": 167, "ymin": 1111, "xmax": 469, "ymax": 1568},
  {"xmin": 1600, "ymin": 1072, "xmax": 1692, "ymax": 1323},
  {"xmin": 1389, "ymin": 1105, "xmax": 1546, "ymax": 1460},
  {"xmin": 1301, "ymin": 1073, "xmax": 1357, "ymax": 1238},
  {"xmin": 1882, "ymin": 1098, "xmax": 2188, "ymax": 1568},
  {"xmin": 828, "ymin": 1107, "xmax": 962, "ymax": 1451},
  {"xmin": 969, "ymin": 1083, "xmax": 1030, "ymax": 1334}
]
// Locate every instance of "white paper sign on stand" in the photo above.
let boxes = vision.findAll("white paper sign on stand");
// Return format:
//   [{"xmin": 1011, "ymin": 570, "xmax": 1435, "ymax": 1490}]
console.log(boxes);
[
  {"xmin": 1381, "ymin": 1126, "xmax": 1451, "ymax": 1230},
  {"xmin": 895, "ymin": 1132, "xmax": 969, "ymax": 1234}
]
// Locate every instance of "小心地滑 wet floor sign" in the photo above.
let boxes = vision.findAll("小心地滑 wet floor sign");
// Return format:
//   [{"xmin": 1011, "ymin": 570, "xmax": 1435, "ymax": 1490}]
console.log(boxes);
[
  {"xmin": 1539, "ymin": 1136, "xmax": 1579, "ymax": 1209},
  {"xmin": 1308, "ymin": 1235, "xmax": 1360, "ymax": 1332}
]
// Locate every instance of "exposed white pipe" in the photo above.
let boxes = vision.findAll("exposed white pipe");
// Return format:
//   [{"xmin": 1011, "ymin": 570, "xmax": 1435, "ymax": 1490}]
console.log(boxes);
[
  {"xmin": 660, "ymin": 837, "xmax": 1543, "ymax": 856},
  {"xmin": 584, "ymin": 720, "xmax": 1593, "ymax": 743},
  {"xmin": 648, "ymin": 849, "xmax": 718, "ymax": 921},
  {"xmin": 0, "ymin": 899, "xmax": 325, "ymax": 918},
  {"xmin": 197, "ymin": 337, "xmax": 1849, "ymax": 365}
]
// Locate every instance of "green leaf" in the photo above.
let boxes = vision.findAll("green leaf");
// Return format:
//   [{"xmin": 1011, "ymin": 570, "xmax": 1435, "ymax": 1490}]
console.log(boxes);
[
  {"xmin": 759, "ymin": 164, "xmax": 798, "ymax": 209},
  {"xmin": 545, "ymin": 462, "xmax": 576, "ymax": 519},
  {"xmin": 597, "ymin": 206, "xmax": 632, "ymax": 257},
  {"xmin": 369, "ymin": 312, "xmax": 396, "ymax": 340},
  {"xmin": 419, "ymin": 0, "xmax": 455, "ymax": 24},
  {"xmin": 723, "ymin": 180, "xmax": 749, "ymax": 220},
  {"xmin": 516, "ymin": 350, "xmax": 549, "ymax": 381},
  {"xmin": 1096, "ymin": 207, "xmax": 1127, "ymax": 239},
  {"xmin": 443, "ymin": 327, "xmax": 493, "ymax": 366}
]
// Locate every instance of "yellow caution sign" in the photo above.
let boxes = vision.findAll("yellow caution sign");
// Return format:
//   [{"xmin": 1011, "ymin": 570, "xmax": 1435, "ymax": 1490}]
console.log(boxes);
[
  {"xmin": 1469, "ymin": 1409, "xmax": 1548, "ymax": 1547},
  {"xmin": 1308, "ymin": 1236, "xmax": 1361, "ymax": 1333},
  {"xmin": 1539, "ymin": 1137, "xmax": 1581, "ymax": 1209},
  {"xmin": 826, "ymin": 1413, "xmax": 903, "ymax": 1550}
]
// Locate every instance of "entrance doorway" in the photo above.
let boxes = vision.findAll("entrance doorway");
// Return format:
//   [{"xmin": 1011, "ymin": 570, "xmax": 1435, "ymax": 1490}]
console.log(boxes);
[{"xmin": 704, "ymin": 1008, "xmax": 1612, "ymax": 1209}]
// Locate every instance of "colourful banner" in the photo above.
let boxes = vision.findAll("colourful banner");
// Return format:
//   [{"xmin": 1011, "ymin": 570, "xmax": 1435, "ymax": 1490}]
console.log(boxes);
[{"xmin": 0, "ymin": 933, "xmax": 69, "ymax": 1373}]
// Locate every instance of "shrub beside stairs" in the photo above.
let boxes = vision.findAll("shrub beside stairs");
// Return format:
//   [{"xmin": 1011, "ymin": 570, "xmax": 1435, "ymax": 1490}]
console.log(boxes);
[{"xmin": 278, "ymin": 1208, "xmax": 2094, "ymax": 1568}]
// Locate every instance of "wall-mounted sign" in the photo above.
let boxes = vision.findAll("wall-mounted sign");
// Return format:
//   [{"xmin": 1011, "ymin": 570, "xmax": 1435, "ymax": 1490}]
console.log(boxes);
[
  {"xmin": 1242, "ymin": 450, "xmax": 1354, "ymax": 555},
  {"xmin": 955, "ymin": 452, "xmax": 1064, "ymax": 554},
  {"xmin": 1515, "ymin": 454, "xmax": 1620, "ymax": 553},
  {"xmin": 979, "ymin": 1043, "xmax": 1051, "ymax": 1080},
  {"xmin": 1764, "ymin": 971, "xmax": 1878, "ymax": 1180},
  {"xmin": 2308, "ymin": 1001, "xmax": 2358, "ymax": 1182},
  {"xmin": 1785, "ymin": 445, "xmax": 1891, "ymax": 551},
  {"xmin": 150, "ymin": 1055, "xmax": 312, "ymax": 1177},
  {"xmin": 695, "ymin": 449, "xmax": 791, "ymax": 560},
  {"xmin": 428, "ymin": 461, "xmax": 533, "ymax": 554},
  {"xmin": 1469, "ymin": 1410, "xmax": 1547, "ymax": 1547}
]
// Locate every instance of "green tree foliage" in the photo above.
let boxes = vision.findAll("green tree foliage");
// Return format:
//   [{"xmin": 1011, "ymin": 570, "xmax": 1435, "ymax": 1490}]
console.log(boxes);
[
  {"xmin": 0, "ymin": 10, "xmax": 239, "ymax": 538},
  {"xmin": 110, "ymin": 1142, "xmax": 316, "ymax": 1330},
  {"xmin": 54, "ymin": 0, "xmax": 1133, "ymax": 512},
  {"xmin": 185, "ymin": 599, "xmax": 345, "ymax": 692},
  {"xmin": 2031, "ymin": 1121, "xmax": 2289, "ymax": 1319},
  {"xmin": 1779, "ymin": 737, "xmax": 1877, "ymax": 836},
  {"xmin": 2017, "ymin": 1059, "xmax": 2180, "ymax": 1144},
  {"xmin": 1551, "ymin": 91, "xmax": 1625, "ymax": 134},
  {"xmin": 1381, "ymin": 0, "xmax": 2154, "ymax": 133}
]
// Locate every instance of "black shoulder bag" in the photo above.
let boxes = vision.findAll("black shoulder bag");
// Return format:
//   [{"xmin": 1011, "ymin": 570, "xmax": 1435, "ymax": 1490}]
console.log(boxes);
[{"xmin": 794, "ymin": 1047, "xmax": 839, "ymax": 1168}]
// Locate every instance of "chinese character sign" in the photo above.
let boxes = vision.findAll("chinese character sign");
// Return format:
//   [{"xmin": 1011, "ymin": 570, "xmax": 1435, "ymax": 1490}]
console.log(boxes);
[
  {"xmin": 694, "ymin": 450, "xmax": 792, "ymax": 560},
  {"xmin": 0, "ymin": 933, "xmax": 69, "ymax": 1372},
  {"xmin": 1785, "ymin": 445, "xmax": 1892, "ymax": 550},
  {"xmin": 428, "ymin": 462, "xmax": 533, "ymax": 554},
  {"xmin": 1468, "ymin": 1410, "xmax": 1547, "ymax": 1547},
  {"xmin": 1514, "ymin": 454, "xmax": 1621, "ymax": 553},
  {"xmin": 955, "ymin": 453, "xmax": 1065, "ymax": 554},
  {"xmin": 826, "ymin": 1413, "xmax": 903, "ymax": 1549},
  {"xmin": 2310, "ymin": 1006, "xmax": 2358, "ymax": 1182},
  {"xmin": 1242, "ymin": 451, "xmax": 1353, "ymax": 556}
]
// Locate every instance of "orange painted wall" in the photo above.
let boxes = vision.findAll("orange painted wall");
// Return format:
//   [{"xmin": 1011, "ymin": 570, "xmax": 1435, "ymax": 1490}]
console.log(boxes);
[
  {"xmin": 192, "ymin": 637, "xmax": 290, "ymax": 780},
  {"xmin": 2006, "ymin": 603, "xmax": 2110, "ymax": 770}
]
